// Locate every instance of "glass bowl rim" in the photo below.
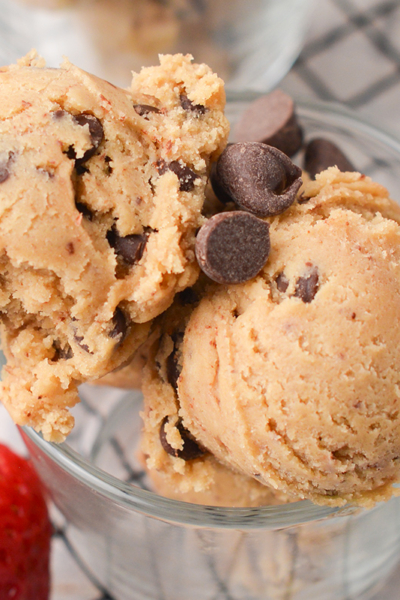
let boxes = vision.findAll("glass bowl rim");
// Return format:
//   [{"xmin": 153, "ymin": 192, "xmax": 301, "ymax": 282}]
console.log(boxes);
[{"xmin": 21, "ymin": 96, "xmax": 400, "ymax": 530}]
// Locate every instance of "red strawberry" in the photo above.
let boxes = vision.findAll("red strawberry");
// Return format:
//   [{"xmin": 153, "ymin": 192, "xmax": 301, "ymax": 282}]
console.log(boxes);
[{"xmin": 0, "ymin": 443, "xmax": 52, "ymax": 599}]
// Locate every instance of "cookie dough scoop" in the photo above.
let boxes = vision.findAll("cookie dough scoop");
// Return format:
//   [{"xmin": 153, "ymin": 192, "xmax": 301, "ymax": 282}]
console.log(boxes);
[
  {"xmin": 176, "ymin": 169, "xmax": 400, "ymax": 506},
  {"xmin": 0, "ymin": 52, "xmax": 229, "ymax": 441}
]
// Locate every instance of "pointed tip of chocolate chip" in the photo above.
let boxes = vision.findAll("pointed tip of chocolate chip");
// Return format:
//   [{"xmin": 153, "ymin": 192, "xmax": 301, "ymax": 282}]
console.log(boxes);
[
  {"xmin": 195, "ymin": 211, "xmax": 270, "ymax": 285},
  {"xmin": 215, "ymin": 142, "xmax": 302, "ymax": 217}
]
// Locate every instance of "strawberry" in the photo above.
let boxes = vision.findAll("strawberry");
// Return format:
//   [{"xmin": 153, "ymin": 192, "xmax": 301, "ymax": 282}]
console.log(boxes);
[{"xmin": 0, "ymin": 443, "xmax": 52, "ymax": 599}]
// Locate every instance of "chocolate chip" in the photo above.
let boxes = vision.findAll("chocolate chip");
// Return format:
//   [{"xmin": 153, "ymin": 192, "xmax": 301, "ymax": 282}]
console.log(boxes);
[
  {"xmin": 180, "ymin": 94, "xmax": 207, "ymax": 116},
  {"xmin": 0, "ymin": 152, "xmax": 14, "ymax": 183},
  {"xmin": 134, "ymin": 104, "xmax": 160, "ymax": 118},
  {"xmin": 276, "ymin": 272, "xmax": 289, "ymax": 293},
  {"xmin": 210, "ymin": 161, "xmax": 233, "ymax": 205},
  {"xmin": 195, "ymin": 211, "xmax": 270, "ymax": 285},
  {"xmin": 67, "ymin": 114, "xmax": 104, "ymax": 164},
  {"xmin": 234, "ymin": 90, "xmax": 303, "ymax": 157},
  {"xmin": 75, "ymin": 202, "xmax": 94, "ymax": 221},
  {"xmin": 53, "ymin": 109, "xmax": 68, "ymax": 120},
  {"xmin": 74, "ymin": 114, "xmax": 104, "ymax": 153},
  {"xmin": 109, "ymin": 307, "xmax": 129, "ymax": 344},
  {"xmin": 160, "ymin": 417, "xmax": 205, "ymax": 461},
  {"xmin": 166, "ymin": 331, "xmax": 184, "ymax": 390},
  {"xmin": 52, "ymin": 341, "xmax": 73, "ymax": 361},
  {"xmin": 294, "ymin": 268, "xmax": 319, "ymax": 303},
  {"xmin": 73, "ymin": 332, "xmax": 91, "ymax": 353},
  {"xmin": 215, "ymin": 143, "xmax": 302, "ymax": 218},
  {"xmin": 107, "ymin": 228, "xmax": 148, "ymax": 266},
  {"xmin": 304, "ymin": 138, "xmax": 355, "ymax": 178},
  {"xmin": 0, "ymin": 159, "xmax": 10, "ymax": 183},
  {"xmin": 156, "ymin": 159, "xmax": 198, "ymax": 192}
]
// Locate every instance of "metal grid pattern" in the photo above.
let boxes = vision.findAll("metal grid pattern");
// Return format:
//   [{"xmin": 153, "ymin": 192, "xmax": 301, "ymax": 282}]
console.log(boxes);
[{"xmin": 1, "ymin": 0, "xmax": 400, "ymax": 597}]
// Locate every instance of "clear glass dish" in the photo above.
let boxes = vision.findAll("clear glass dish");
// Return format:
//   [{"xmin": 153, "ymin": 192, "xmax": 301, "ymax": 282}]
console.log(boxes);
[
  {"xmin": 0, "ymin": 0, "xmax": 312, "ymax": 91},
  {"xmin": 19, "ymin": 98, "xmax": 400, "ymax": 600}
]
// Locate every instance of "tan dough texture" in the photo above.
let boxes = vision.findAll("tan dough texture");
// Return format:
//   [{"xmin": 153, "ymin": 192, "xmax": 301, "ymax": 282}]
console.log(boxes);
[
  {"xmin": 0, "ymin": 51, "xmax": 229, "ymax": 442},
  {"xmin": 175, "ymin": 168, "xmax": 400, "ymax": 506},
  {"xmin": 141, "ymin": 329, "xmax": 290, "ymax": 507}
]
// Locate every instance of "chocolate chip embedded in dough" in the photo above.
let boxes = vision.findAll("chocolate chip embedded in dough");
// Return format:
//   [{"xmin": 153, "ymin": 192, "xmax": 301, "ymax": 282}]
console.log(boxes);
[
  {"xmin": 276, "ymin": 272, "xmax": 289, "ymax": 293},
  {"xmin": 180, "ymin": 94, "xmax": 207, "ymax": 116},
  {"xmin": 216, "ymin": 143, "xmax": 302, "ymax": 218},
  {"xmin": 195, "ymin": 211, "xmax": 270, "ymax": 285},
  {"xmin": 52, "ymin": 341, "xmax": 73, "ymax": 361},
  {"xmin": 133, "ymin": 104, "xmax": 161, "ymax": 118},
  {"xmin": 73, "ymin": 332, "xmax": 92, "ymax": 353},
  {"xmin": 156, "ymin": 159, "xmax": 198, "ymax": 192},
  {"xmin": 0, "ymin": 159, "xmax": 10, "ymax": 183},
  {"xmin": 304, "ymin": 138, "xmax": 355, "ymax": 178},
  {"xmin": 294, "ymin": 268, "xmax": 319, "ymax": 303},
  {"xmin": 234, "ymin": 90, "xmax": 303, "ymax": 157},
  {"xmin": 109, "ymin": 307, "xmax": 129, "ymax": 344},
  {"xmin": 74, "ymin": 114, "xmax": 104, "ymax": 151},
  {"xmin": 0, "ymin": 152, "xmax": 14, "ymax": 183},
  {"xmin": 107, "ymin": 228, "xmax": 148, "ymax": 266},
  {"xmin": 166, "ymin": 331, "xmax": 184, "ymax": 390},
  {"xmin": 160, "ymin": 417, "xmax": 205, "ymax": 461}
]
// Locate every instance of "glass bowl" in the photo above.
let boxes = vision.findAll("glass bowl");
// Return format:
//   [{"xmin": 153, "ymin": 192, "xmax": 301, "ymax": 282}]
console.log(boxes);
[
  {"xmin": 0, "ymin": 0, "xmax": 312, "ymax": 91},
  {"xmin": 19, "ymin": 98, "xmax": 400, "ymax": 600}
]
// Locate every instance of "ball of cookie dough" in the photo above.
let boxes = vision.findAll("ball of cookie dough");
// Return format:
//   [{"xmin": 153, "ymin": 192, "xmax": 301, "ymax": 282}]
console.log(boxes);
[
  {"xmin": 140, "ymin": 312, "xmax": 290, "ymax": 507},
  {"xmin": 174, "ymin": 168, "xmax": 400, "ymax": 506},
  {"xmin": 0, "ymin": 51, "xmax": 228, "ymax": 441}
]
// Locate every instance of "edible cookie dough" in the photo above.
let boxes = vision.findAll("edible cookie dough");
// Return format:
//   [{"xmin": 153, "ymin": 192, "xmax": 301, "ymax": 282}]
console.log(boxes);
[
  {"xmin": 0, "ymin": 51, "xmax": 228, "ymax": 442},
  {"xmin": 140, "ymin": 296, "xmax": 290, "ymax": 507},
  {"xmin": 143, "ymin": 167, "xmax": 400, "ymax": 506}
]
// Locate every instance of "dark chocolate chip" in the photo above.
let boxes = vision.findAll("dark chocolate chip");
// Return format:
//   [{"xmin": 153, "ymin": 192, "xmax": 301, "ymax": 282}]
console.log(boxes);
[
  {"xmin": 169, "ymin": 161, "xmax": 198, "ymax": 192},
  {"xmin": 294, "ymin": 268, "xmax": 319, "ymax": 303},
  {"xmin": 52, "ymin": 341, "xmax": 73, "ymax": 361},
  {"xmin": 180, "ymin": 94, "xmax": 207, "ymax": 116},
  {"xmin": 304, "ymin": 138, "xmax": 355, "ymax": 178},
  {"xmin": 166, "ymin": 331, "xmax": 184, "ymax": 390},
  {"xmin": 160, "ymin": 417, "xmax": 205, "ymax": 461},
  {"xmin": 276, "ymin": 272, "xmax": 289, "ymax": 293},
  {"xmin": 74, "ymin": 114, "xmax": 104, "ymax": 152},
  {"xmin": 75, "ymin": 201, "xmax": 94, "ymax": 221},
  {"xmin": 134, "ymin": 104, "xmax": 161, "ymax": 118},
  {"xmin": 195, "ymin": 211, "xmax": 270, "ymax": 285},
  {"xmin": 0, "ymin": 159, "xmax": 10, "ymax": 184},
  {"xmin": 210, "ymin": 161, "xmax": 233, "ymax": 205},
  {"xmin": 67, "ymin": 114, "xmax": 104, "ymax": 164},
  {"xmin": 53, "ymin": 109, "xmax": 68, "ymax": 120},
  {"xmin": 0, "ymin": 152, "xmax": 14, "ymax": 184},
  {"xmin": 73, "ymin": 332, "xmax": 92, "ymax": 353},
  {"xmin": 156, "ymin": 159, "xmax": 198, "ymax": 192},
  {"xmin": 107, "ymin": 228, "xmax": 148, "ymax": 266},
  {"xmin": 156, "ymin": 159, "xmax": 168, "ymax": 176},
  {"xmin": 109, "ymin": 307, "xmax": 129, "ymax": 344},
  {"xmin": 234, "ymin": 90, "xmax": 303, "ymax": 157},
  {"xmin": 215, "ymin": 142, "xmax": 302, "ymax": 218}
]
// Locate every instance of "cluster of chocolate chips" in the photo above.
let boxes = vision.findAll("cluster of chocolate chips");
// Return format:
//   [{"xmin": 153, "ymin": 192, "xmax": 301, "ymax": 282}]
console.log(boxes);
[{"xmin": 195, "ymin": 90, "xmax": 354, "ymax": 286}]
